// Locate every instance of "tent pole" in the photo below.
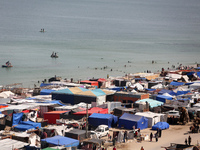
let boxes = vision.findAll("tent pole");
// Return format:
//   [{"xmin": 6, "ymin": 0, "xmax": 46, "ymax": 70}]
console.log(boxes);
[{"xmin": 86, "ymin": 103, "xmax": 88, "ymax": 138}]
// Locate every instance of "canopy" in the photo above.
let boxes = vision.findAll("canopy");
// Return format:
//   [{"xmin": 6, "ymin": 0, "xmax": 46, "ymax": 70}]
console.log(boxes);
[
  {"xmin": 88, "ymin": 113, "xmax": 118, "ymax": 128},
  {"xmin": 118, "ymin": 113, "xmax": 148, "ymax": 130},
  {"xmin": 41, "ymin": 135, "xmax": 79, "ymax": 147},
  {"xmin": 152, "ymin": 122, "xmax": 169, "ymax": 130}
]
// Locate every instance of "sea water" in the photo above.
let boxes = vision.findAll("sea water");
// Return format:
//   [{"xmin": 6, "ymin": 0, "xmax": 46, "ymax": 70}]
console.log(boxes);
[{"xmin": 0, "ymin": 0, "xmax": 200, "ymax": 88}]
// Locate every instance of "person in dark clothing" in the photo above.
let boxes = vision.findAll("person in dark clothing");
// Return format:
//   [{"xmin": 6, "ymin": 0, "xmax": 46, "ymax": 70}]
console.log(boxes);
[
  {"xmin": 188, "ymin": 136, "xmax": 191, "ymax": 145},
  {"xmin": 155, "ymin": 133, "xmax": 158, "ymax": 142},
  {"xmin": 124, "ymin": 131, "xmax": 127, "ymax": 143},
  {"xmin": 150, "ymin": 132, "xmax": 153, "ymax": 142},
  {"xmin": 185, "ymin": 138, "xmax": 187, "ymax": 145},
  {"xmin": 159, "ymin": 128, "xmax": 162, "ymax": 137}
]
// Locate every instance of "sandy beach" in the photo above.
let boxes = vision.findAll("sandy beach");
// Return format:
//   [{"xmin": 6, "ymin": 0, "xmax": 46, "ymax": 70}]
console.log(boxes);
[{"xmin": 106, "ymin": 122, "xmax": 200, "ymax": 150}]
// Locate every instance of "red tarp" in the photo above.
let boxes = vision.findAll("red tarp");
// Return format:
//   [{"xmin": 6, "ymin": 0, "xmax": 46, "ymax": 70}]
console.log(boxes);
[
  {"xmin": 44, "ymin": 111, "xmax": 67, "ymax": 124},
  {"xmin": 73, "ymin": 107, "xmax": 108, "ymax": 115}
]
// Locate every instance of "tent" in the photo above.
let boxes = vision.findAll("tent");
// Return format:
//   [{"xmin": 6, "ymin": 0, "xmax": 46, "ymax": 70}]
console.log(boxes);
[
  {"xmin": 88, "ymin": 113, "xmax": 118, "ymax": 128},
  {"xmin": 118, "ymin": 113, "xmax": 148, "ymax": 130},
  {"xmin": 152, "ymin": 122, "xmax": 169, "ymax": 130},
  {"xmin": 44, "ymin": 111, "xmax": 67, "ymax": 124},
  {"xmin": 41, "ymin": 135, "xmax": 79, "ymax": 147},
  {"xmin": 135, "ymin": 112, "xmax": 160, "ymax": 128}
]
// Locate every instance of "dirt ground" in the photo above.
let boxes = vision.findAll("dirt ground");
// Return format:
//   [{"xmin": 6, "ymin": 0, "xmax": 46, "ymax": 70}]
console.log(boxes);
[{"xmin": 102, "ymin": 122, "xmax": 200, "ymax": 150}]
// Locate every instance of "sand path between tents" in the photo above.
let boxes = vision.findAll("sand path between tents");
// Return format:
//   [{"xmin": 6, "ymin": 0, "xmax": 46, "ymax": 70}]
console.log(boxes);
[{"xmin": 105, "ymin": 122, "xmax": 200, "ymax": 150}]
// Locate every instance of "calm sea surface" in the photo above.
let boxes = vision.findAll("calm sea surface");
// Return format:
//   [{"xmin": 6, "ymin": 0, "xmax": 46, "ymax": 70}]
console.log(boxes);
[{"xmin": 0, "ymin": 0, "xmax": 200, "ymax": 88}]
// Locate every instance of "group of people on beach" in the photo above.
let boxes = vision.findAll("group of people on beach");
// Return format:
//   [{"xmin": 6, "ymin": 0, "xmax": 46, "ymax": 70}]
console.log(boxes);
[{"xmin": 149, "ymin": 128, "xmax": 162, "ymax": 142}]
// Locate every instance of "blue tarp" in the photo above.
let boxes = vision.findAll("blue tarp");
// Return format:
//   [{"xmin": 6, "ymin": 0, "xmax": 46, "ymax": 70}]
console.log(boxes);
[
  {"xmin": 40, "ymin": 89, "xmax": 56, "ymax": 95},
  {"xmin": 20, "ymin": 121, "xmax": 41, "ymax": 128},
  {"xmin": 14, "ymin": 124, "xmax": 35, "ymax": 131},
  {"xmin": 156, "ymin": 95, "xmax": 173, "ymax": 103},
  {"xmin": 145, "ymin": 89, "xmax": 156, "ymax": 91},
  {"xmin": 14, "ymin": 121, "xmax": 41, "ymax": 131},
  {"xmin": 197, "ymin": 72, "xmax": 200, "ymax": 77},
  {"xmin": 88, "ymin": 113, "xmax": 118, "ymax": 128},
  {"xmin": 40, "ymin": 83, "xmax": 53, "ymax": 87},
  {"xmin": 109, "ymin": 87, "xmax": 125, "ymax": 91},
  {"xmin": 170, "ymin": 81, "xmax": 184, "ymax": 86},
  {"xmin": 12, "ymin": 113, "xmax": 23, "ymax": 126},
  {"xmin": 175, "ymin": 90, "xmax": 190, "ymax": 96},
  {"xmin": 152, "ymin": 122, "xmax": 169, "ymax": 130},
  {"xmin": 37, "ymin": 100, "xmax": 65, "ymax": 106},
  {"xmin": 118, "ymin": 113, "xmax": 148, "ymax": 130},
  {"xmin": 41, "ymin": 135, "xmax": 79, "ymax": 147},
  {"xmin": 187, "ymin": 72, "xmax": 195, "ymax": 76},
  {"xmin": 158, "ymin": 89, "xmax": 175, "ymax": 96}
]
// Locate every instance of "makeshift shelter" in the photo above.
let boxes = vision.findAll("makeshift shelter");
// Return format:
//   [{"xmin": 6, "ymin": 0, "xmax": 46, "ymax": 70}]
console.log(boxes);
[
  {"xmin": 135, "ymin": 112, "xmax": 160, "ymax": 127},
  {"xmin": 88, "ymin": 113, "xmax": 118, "ymax": 128},
  {"xmin": 41, "ymin": 135, "xmax": 79, "ymax": 148},
  {"xmin": 118, "ymin": 113, "xmax": 148, "ymax": 130},
  {"xmin": 152, "ymin": 122, "xmax": 169, "ymax": 130},
  {"xmin": 52, "ymin": 87, "xmax": 106, "ymax": 105},
  {"xmin": 65, "ymin": 129, "xmax": 89, "ymax": 141},
  {"xmin": 44, "ymin": 111, "xmax": 67, "ymax": 124}
]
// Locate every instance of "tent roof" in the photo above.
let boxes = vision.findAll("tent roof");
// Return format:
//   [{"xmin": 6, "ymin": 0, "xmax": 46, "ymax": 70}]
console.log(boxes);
[
  {"xmin": 135, "ymin": 99, "xmax": 164, "ymax": 108},
  {"xmin": 41, "ymin": 135, "xmax": 79, "ymax": 147},
  {"xmin": 73, "ymin": 107, "xmax": 108, "ymax": 115},
  {"xmin": 119, "ymin": 113, "xmax": 143, "ymax": 122},
  {"xmin": 89, "ymin": 113, "xmax": 114, "ymax": 119}
]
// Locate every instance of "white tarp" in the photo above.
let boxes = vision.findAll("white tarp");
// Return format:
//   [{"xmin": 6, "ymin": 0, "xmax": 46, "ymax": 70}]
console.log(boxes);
[
  {"xmin": 0, "ymin": 91, "xmax": 14, "ymax": 98},
  {"xmin": 135, "ymin": 112, "xmax": 160, "ymax": 128},
  {"xmin": 131, "ymin": 83, "xmax": 144, "ymax": 91},
  {"xmin": 0, "ymin": 139, "xmax": 29, "ymax": 150},
  {"xmin": 151, "ymin": 83, "xmax": 163, "ymax": 89}
]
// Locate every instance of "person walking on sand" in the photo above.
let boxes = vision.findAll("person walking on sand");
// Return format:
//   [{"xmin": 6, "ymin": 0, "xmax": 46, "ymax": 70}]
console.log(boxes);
[
  {"xmin": 155, "ymin": 133, "xmax": 158, "ymax": 142},
  {"xmin": 188, "ymin": 136, "xmax": 191, "ymax": 145},
  {"xmin": 150, "ymin": 132, "xmax": 153, "ymax": 142},
  {"xmin": 185, "ymin": 138, "xmax": 188, "ymax": 145}
]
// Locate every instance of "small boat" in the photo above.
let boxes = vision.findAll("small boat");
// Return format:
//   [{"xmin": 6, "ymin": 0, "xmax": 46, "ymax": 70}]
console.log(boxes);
[
  {"xmin": 51, "ymin": 55, "xmax": 58, "ymax": 58},
  {"xmin": 51, "ymin": 52, "xmax": 58, "ymax": 58},
  {"xmin": 2, "ymin": 65, "xmax": 13, "ymax": 68},
  {"xmin": 39, "ymin": 29, "xmax": 45, "ymax": 32}
]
